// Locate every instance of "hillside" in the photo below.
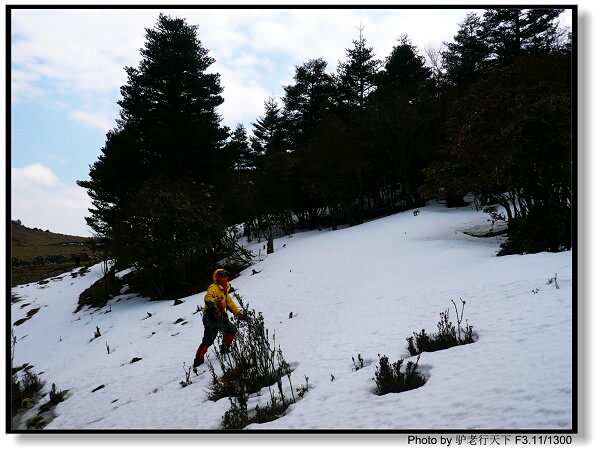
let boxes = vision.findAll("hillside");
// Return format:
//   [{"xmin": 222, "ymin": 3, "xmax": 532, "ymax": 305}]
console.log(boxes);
[
  {"xmin": 10, "ymin": 222, "xmax": 96, "ymax": 287},
  {"xmin": 9, "ymin": 204, "xmax": 574, "ymax": 432}
]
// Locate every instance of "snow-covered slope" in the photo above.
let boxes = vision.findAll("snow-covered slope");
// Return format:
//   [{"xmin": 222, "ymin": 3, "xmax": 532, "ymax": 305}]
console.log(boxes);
[{"xmin": 10, "ymin": 203, "xmax": 573, "ymax": 431}]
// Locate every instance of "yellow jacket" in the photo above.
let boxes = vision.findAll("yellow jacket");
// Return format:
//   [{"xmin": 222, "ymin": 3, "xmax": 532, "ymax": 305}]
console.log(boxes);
[{"xmin": 204, "ymin": 269, "xmax": 241, "ymax": 318}]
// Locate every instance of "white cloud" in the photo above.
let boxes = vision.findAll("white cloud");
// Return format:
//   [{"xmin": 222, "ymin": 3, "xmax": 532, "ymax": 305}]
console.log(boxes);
[
  {"xmin": 10, "ymin": 7, "xmax": 477, "ymax": 134},
  {"xmin": 9, "ymin": 6, "xmax": 575, "ymax": 173},
  {"xmin": 12, "ymin": 163, "xmax": 58, "ymax": 187},
  {"xmin": 11, "ymin": 164, "xmax": 92, "ymax": 236},
  {"xmin": 10, "ymin": 69, "xmax": 43, "ymax": 103},
  {"xmin": 68, "ymin": 109, "xmax": 115, "ymax": 132}
]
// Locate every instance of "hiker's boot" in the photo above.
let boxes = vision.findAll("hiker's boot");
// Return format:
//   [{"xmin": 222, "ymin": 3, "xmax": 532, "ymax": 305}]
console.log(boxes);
[
  {"xmin": 194, "ymin": 343, "xmax": 209, "ymax": 367},
  {"xmin": 221, "ymin": 333, "xmax": 235, "ymax": 354}
]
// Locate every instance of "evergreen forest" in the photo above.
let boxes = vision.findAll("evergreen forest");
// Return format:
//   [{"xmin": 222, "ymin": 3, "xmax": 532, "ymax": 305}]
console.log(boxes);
[{"xmin": 77, "ymin": 10, "xmax": 573, "ymax": 299}]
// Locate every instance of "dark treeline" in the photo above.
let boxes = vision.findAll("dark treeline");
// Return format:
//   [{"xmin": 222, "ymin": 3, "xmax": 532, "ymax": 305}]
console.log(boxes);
[{"xmin": 77, "ymin": 9, "xmax": 573, "ymax": 298}]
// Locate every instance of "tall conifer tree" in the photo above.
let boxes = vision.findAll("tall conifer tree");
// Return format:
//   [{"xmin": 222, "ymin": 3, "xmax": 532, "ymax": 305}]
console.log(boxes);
[
  {"xmin": 482, "ymin": 8, "xmax": 565, "ymax": 66},
  {"xmin": 78, "ymin": 13, "xmax": 227, "ymax": 238},
  {"xmin": 374, "ymin": 35, "xmax": 433, "ymax": 104},
  {"xmin": 335, "ymin": 25, "xmax": 382, "ymax": 109},
  {"xmin": 250, "ymin": 96, "xmax": 286, "ymax": 161},
  {"xmin": 441, "ymin": 12, "xmax": 491, "ymax": 89},
  {"xmin": 282, "ymin": 58, "xmax": 336, "ymax": 150},
  {"xmin": 225, "ymin": 123, "xmax": 254, "ymax": 171},
  {"xmin": 77, "ymin": 14, "xmax": 230, "ymax": 293}
]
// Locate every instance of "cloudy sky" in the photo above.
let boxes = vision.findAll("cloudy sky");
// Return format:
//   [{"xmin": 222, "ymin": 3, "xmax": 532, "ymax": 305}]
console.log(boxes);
[{"xmin": 8, "ymin": 2, "xmax": 576, "ymax": 237}]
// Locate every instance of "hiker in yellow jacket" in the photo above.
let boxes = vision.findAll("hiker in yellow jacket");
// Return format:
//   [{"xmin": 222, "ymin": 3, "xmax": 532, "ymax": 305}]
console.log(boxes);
[{"xmin": 193, "ymin": 269, "xmax": 246, "ymax": 367}]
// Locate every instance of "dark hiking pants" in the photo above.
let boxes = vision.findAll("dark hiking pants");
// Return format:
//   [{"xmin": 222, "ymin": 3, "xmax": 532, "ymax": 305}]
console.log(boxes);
[{"xmin": 202, "ymin": 313, "xmax": 237, "ymax": 347}]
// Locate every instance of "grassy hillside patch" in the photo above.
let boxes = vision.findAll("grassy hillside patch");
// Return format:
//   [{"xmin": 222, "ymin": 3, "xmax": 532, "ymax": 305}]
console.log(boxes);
[
  {"xmin": 11, "ymin": 222, "xmax": 97, "ymax": 287},
  {"xmin": 11, "ymin": 222, "xmax": 91, "ymax": 259}
]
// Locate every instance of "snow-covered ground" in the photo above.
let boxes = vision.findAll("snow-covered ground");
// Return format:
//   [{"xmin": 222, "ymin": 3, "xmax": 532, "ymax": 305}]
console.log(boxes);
[{"xmin": 8, "ymin": 202, "xmax": 578, "ymax": 443}]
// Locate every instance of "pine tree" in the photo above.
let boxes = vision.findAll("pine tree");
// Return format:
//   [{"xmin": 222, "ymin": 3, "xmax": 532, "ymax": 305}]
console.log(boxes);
[
  {"xmin": 225, "ymin": 123, "xmax": 254, "ymax": 171},
  {"xmin": 441, "ymin": 12, "xmax": 491, "ymax": 88},
  {"xmin": 282, "ymin": 58, "xmax": 336, "ymax": 150},
  {"xmin": 78, "ymin": 13, "xmax": 227, "ymax": 238},
  {"xmin": 77, "ymin": 14, "xmax": 229, "ymax": 288},
  {"xmin": 374, "ymin": 35, "xmax": 433, "ymax": 104},
  {"xmin": 482, "ymin": 8, "xmax": 565, "ymax": 67},
  {"xmin": 250, "ymin": 96, "xmax": 286, "ymax": 162},
  {"xmin": 481, "ymin": 9, "xmax": 527, "ymax": 66},
  {"xmin": 367, "ymin": 36, "xmax": 436, "ymax": 210},
  {"xmin": 522, "ymin": 9, "xmax": 566, "ymax": 55},
  {"xmin": 115, "ymin": 13, "xmax": 227, "ymax": 183},
  {"xmin": 335, "ymin": 25, "xmax": 382, "ymax": 109}
]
